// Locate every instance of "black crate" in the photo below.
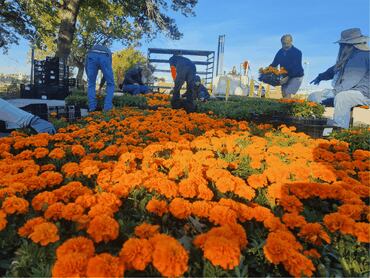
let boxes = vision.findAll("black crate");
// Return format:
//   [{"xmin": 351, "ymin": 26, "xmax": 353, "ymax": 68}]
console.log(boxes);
[
  {"xmin": 20, "ymin": 103, "xmax": 49, "ymax": 121},
  {"xmin": 34, "ymin": 85, "xmax": 70, "ymax": 100},
  {"xmin": 20, "ymin": 84, "xmax": 36, "ymax": 98}
]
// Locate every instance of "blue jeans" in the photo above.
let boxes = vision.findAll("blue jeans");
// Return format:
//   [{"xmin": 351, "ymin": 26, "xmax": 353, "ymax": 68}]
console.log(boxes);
[
  {"xmin": 86, "ymin": 52, "xmax": 115, "ymax": 111},
  {"xmin": 308, "ymin": 89, "xmax": 370, "ymax": 128},
  {"xmin": 122, "ymin": 84, "xmax": 149, "ymax": 95}
]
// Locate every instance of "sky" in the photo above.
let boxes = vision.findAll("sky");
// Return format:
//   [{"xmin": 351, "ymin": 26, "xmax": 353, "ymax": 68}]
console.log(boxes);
[{"xmin": 1, "ymin": 0, "xmax": 369, "ymax": 90}]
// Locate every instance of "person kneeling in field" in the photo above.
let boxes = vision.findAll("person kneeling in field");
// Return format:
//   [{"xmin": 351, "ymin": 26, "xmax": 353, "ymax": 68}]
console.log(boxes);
[
  {"xmin": 169, "ymin": 54, "xmax": 197, "ymax": 113},
  {"xmin": 308, "ymin": 28, "xmax": 370, "ymax": 130}
]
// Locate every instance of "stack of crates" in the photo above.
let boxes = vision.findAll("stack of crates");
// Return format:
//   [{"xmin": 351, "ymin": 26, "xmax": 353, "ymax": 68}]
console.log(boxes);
[{"xmin": 34, "ymin": 60, "xmax": 46, "ymax": 85}]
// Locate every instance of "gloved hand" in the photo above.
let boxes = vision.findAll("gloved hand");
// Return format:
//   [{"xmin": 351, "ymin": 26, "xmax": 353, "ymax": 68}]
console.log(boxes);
[
  {"xmin": 310, "ymin": 76, "xmax": 321, "ymax": 85},
  {"xmin": 280, "ymin": 76, "xmax": 289, "ymax": 85},
  {"xmin": 29, "ymin": 116, "xmax": 56, "ymax": 135}
]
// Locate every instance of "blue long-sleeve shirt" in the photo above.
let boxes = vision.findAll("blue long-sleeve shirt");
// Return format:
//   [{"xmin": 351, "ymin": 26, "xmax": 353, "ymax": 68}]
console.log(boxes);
[
  {"xmin": 271, "ymin": 46, "xmax": 304, "ymax": 78},
  {"xmin": 169, "ymin": 55, "xmax": 196, "ymax": 73}
]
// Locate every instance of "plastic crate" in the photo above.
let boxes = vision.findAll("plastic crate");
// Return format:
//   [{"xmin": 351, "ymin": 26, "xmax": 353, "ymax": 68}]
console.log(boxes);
[{"xmin": 21, "ymin": 103, "xmax": 49, "ymax": 121}]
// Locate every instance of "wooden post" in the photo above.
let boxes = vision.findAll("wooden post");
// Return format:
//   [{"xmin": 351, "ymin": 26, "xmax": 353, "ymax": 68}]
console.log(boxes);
[
  {"xmin": 249, "ymin": 79, "xmax": 254, "ymax": 97},
  {"xmin": 226, "ymin": 78, "xmax": 230, "ymax": 101}
]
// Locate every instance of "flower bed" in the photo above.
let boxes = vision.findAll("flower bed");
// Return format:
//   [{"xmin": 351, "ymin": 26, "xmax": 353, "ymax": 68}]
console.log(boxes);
[{"xmin": 0, "ymin": 106, "xmax": 369, "ymax": 277}]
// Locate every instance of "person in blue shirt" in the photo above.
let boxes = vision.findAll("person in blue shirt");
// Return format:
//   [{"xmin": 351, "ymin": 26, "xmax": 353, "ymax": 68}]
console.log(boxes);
[
  {"xmin": 169, "ymin": 54, "xmax": 197, "ymax": 112},
  {"xmin": 270, "ymin": 34, "xmax": 304, "ymax": 98},
  {"xmin": 85, "ymin": 44, "xmax": 115, "ymax": 112},
  {"xmin": 100, "ymin": 64, "xmax": 153, "ymax": 95},
  {"xmin": 195, "ymin": 75, "xmax": 210, "ymax": 101}
]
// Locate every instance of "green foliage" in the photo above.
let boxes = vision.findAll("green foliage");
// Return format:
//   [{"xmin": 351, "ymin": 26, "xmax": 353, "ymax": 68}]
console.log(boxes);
[
  {"xmin": 291, "ymin": 101, "xmax": 325, "ymax": 118},
  {"xmin": 330, "ymin": 127, "xmax": 370, "ymax": 152},
  {"xmin": 319, "ymin": 235, "xmax": 370, "ymax": 277},
  {"xmin": 6, "ymin": 240, "xmax": 56, "ymax": 277},
  {"xmin": 197, "ymin": 97, "xmax": 325, "ymax": 121},
  {"xmin": 112, "ymin": 48, "xmax": 147, "ymax": 85},
  {"xmin": 113, "ymin": 94, "xmax": 148, "ymax": 108}
]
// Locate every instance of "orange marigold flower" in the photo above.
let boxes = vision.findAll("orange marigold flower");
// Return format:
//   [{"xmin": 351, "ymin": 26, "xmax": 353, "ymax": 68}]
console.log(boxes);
[
  {"xmin": 87, "ymin": 215, "xmax": 119, "ymax": 243},
  {"xmin": 191, "ymin": 201, "xmax": 212, "ymax": 218},
  {"xmin": 169, "ymin": 198, "xmax": 192, "ymax": 219},
  {"xmin": 29, "ymin": 222, "xmax": 59, "ymax": 246},
  {"xmin": 337, "ymin": 204, "xmax": 365, "ymax": 220},
  {"xmin": 32, "ymin": 191, "xmax": 57, "ymax": 211},
  {"xmin": 303, "ymin": 248, "xmax": 321, "ymax": 259},
  {"xmin": 283, "ymin": 251, "xmax": 315, "ymax": 277},
  {"xmin": 18, "ymin": 217, "xmax": 46, "ymax": 237},
  {"xmin": 353, "ymin": 222, "xmax": 370, "ymax": 243},
  {"xmin": 151, "ymin": 234, "xmax": 189, "ymax": 277},
  {"xmin": 71, "ymin": 144, "xmax": 86, "ymax": 157},
  {"xmin": 2, "ymin": 196, "xmax": 29, "ymax": 215},
  {"xmin": 39, "ymin": 171, "xmax": 64, "ymax": 187},
  {"xmin": 134, "ymin": 223, "xmax": 160, "ymax": 239},
  {"xmin": 61, "ymin": 203, "xmax": 85, "ymax": 221},
  {"xmin": 279, "ymin": 195, "xmax": 304, "ymax": 213},
  {"xmin": 52, "ymin": 253, "xmax": 89, "ymax": 277},
  {"xmin": 119, "ymin": 238, "xmax": 153, "ymax": 271},
  {"xmin": 247, "ymin": 173, "xmax": 268, "ymax": 189},
  {"xmin": 62, "ymin": 162, "xmax": 81, "ymax": 178},
  {"xmin": 203, "ymin": 236, "xmax": 240, "ymax": 270},
  {"xmin": 33, "ymin": 147, "xmax": 49, "ymax": 159},
  {"xmin": 146, "ymin": 198, "xmax": 168, "ymax": 216},
  {"xmin": 56, "ymin": 237, "xmax": 95, "ymax": 259},
  {"xmin": 44, "ymin": 202, "xmax": 65, "ymax": 220},
  {"xmin": 323, "ymin": 212, "xmax": 355, "ymax": 235},
  {"xmin": 208, "ymin": 205, "xmax": 238, "ymax": 226},
  {"xmin": 0, "ymin": 210, "xmax": 7, "ymax": 231},
  {"xmin": 298, "ymin": 223, "xmax": 331, "ymax": 245},
  {"xmin": 48, "ymin": 148, "xmax": 66, "ymax": 160},
  {"xmin": 86, "ymin": 253, "xmax": 124, "ymax": 278},
  {"xmin": 282, "ymin": 212, "xmax": 307, "ymax": 229},
  {"xmin": 40, "ymin": 163, "xmax": 56, "ymax": 172}
]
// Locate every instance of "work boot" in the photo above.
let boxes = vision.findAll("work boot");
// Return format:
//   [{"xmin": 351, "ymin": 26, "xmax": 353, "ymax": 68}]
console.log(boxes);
[
  {"xmin": 171, "ymin": 98, "xmax": 183, "ymax": 109},
  {"xmin": 183, "ymin": 101, "xmax": 197, "ymax": 113},
  {"xmin": 29, "ymin": 116, "xmax": 56, "ymax": 135}
]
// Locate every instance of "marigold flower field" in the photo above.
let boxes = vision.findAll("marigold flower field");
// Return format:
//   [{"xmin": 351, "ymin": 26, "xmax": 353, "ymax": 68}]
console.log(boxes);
[{"xmin": 0, "ymin": 95, "xmax": 369, "ymax": 277}]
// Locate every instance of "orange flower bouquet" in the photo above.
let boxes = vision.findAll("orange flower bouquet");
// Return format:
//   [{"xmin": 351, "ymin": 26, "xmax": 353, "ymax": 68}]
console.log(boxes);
[{"xmin": 258, "ymin": 66, "xmax": 288, "ymax": 86}]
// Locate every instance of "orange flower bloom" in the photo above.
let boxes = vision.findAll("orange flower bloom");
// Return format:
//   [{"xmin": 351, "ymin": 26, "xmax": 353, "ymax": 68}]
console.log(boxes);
[
  {"xmin": 61, "ymin": 203, "xmax": 85, "ymax": 221},
  {"xmin": 29, "ymin": 222, "xmax": 59, "ymax": 246},
  {"xmin": 283, "ymin": 251, "xmax": 315, "ymax": 277},
  {"xmin": 18, "ymin": 217, "xmax": 46, "ymax": 237},
  {"xmin": 282, "ymin": 212, "xmax": 307, "ymax": 229},
  {"xmin": 56, "ymin": 237, "xmax": 95, "ymax": 259},
  {"xmin": 151, "ymin": 234, "xmax": 189, "ymax": 277},
  {"xmin": 323, "ymin": 212, "xmax": 356, "ymax": 235},
  {"xmin": 169, "ymin": 198, "xmax": 192, "ymax": 219},
  {"xmin": 86, "ymin": 253, "xmax": 124, "ymax": 278},
  {"xmin": 44, "ymin": 202, "xmax": 65, "ymax": 220},
  {"xmin": 48, "ymin": 148, "xmax": 66, "ymax": 160},
  {"xmin": 33, "ymin": 147, "xmax": 49, "ymax": 159},
  {"xmin": 353, "ymin": 222, "xmax": 370, "ymax": 243},
  {"xmin": 0, "ymin": 210, "xmax": 7, "ymax": 231},
  {"xmin": 2, "ymin": 196, "xmax": 29, "ymax": 214},
  {"xmin": 32, "ymin": 191, "xmax": 57, "ymax": 211},
  {"xmin": 303, "ymin": 248, "xmax": 321, "ymax": 259},
  {"xmin": 52, "ymin": 253, "xmax": 89, "ymax": 277},
  {"xmin": 87, "ymin": 215, "xmax": 119, "ymax": 243},
  {"xmin": 134, "ymin": 223, "xmax": 160, "ymax": 239},
  {"xmin": 247, "ymin": 173, "xmax": 268, "ymax": 189},
  {"xmin": 203, "ymin": 236, "xmax": 241, "ymax": 270},
  {"xmin": 119, "ymin": 238, "xmax": 153, "ymax": 270},
  {"xmin": 298, "ymin": 223, "xmax": 331, "ymax": 245},
  {"xmin": 146, "ymin": 198, "xmax": 168, "ymax": 216},
  {"xmin": 71, "ymin": 144, "xmax": 86, "ymax": 156}
]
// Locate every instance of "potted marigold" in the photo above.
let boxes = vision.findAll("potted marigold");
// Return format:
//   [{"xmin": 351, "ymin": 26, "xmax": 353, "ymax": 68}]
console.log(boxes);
[{"xmin": 258, "ymin": 66, "xmax": 288, "ymax": 86}]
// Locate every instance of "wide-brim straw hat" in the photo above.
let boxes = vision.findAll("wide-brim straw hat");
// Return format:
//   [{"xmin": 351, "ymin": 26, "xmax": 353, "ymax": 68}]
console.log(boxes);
[{"xmin": 335, "ymin": 28, "xmax": 370, "ymax": 51}]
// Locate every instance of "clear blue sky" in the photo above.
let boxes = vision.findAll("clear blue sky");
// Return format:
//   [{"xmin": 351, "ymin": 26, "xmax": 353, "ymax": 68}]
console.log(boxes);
[{"xmin": 1, "ymin": 0, "xmax": 369, "ymax": 89}]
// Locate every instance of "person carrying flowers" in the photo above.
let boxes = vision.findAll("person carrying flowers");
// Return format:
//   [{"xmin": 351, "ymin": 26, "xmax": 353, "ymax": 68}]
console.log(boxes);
[{"xmin": 270, "ymin": 34, "xmax": 304, "ymax": 99}]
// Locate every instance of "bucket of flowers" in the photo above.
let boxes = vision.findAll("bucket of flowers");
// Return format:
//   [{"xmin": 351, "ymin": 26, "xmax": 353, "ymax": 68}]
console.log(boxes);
[{"xmin": 258, "ymin": 66, "xmax": 288, "ymax": 86}]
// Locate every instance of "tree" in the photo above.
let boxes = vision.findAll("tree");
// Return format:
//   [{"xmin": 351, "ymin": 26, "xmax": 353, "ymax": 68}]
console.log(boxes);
[
  {"xmin": 0, "ymin": 0, "xmax": 34, "ymax": 53},
  {"xmin": 2, "ymin": 0, "xmax": 198, "ymax": 59},
  {"xmin": 112, "ymin": 48, "xmax": 147, "ymax": 85}
]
